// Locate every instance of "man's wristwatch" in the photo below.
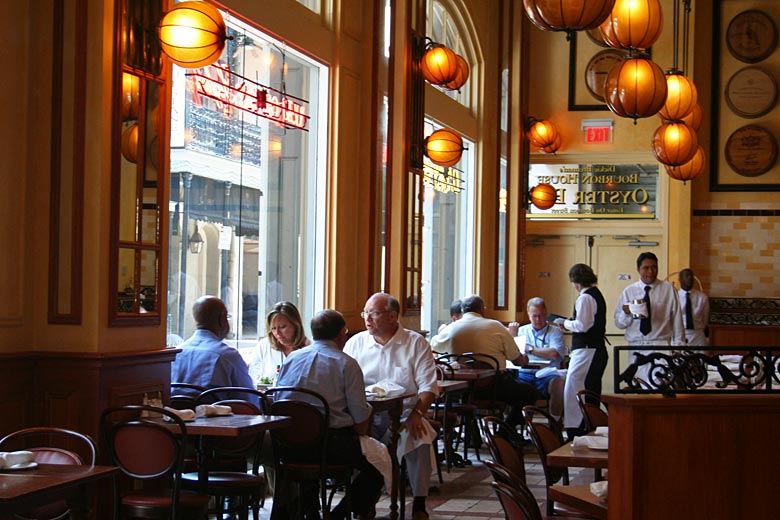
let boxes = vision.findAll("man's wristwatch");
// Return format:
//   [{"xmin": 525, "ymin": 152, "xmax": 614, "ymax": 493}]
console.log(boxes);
[{"xmin": 527, "ymin": 345, "xmax": 535, "ymax": 354}]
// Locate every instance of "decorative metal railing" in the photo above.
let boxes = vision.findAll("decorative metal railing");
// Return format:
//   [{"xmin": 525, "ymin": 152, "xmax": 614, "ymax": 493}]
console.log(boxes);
[{"xmin": 613, "ymin": 347, "xmax": 780, "ymax": 394}]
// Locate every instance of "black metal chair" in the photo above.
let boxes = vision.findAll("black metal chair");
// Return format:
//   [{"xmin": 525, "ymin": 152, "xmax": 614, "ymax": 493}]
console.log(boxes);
[
  {"xmin": 479, "ymin": 416, "xmax": 527, "ymax": 484},
  {"xmin": 0, "ymin": 427, "xmax": 98, "ymax": 520},
  {"xmin": 100, "ymin": 404, "xmax": 210, "ymax": 520},
  {"xmin": 575, "ymin": 390, "xmax": 608, "ymax": 433},
  {"xmin": 264, "ymin": 386, "xmax": 354, "ymax": 519}
]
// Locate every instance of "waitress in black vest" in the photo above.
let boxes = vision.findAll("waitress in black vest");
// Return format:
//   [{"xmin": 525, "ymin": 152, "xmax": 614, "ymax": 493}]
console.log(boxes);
[{"xmin": 554, "ymin": 263, "xmax": 609, "ymax": 439}]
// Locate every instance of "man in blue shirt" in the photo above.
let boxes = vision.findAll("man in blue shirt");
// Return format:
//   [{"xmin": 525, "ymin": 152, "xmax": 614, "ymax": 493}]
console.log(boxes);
[
  {"xmin": 171, "ymin": 296, "xmax": 256, "ymax": 402},
  {"xmin": 510, "ymin": 297, "xmax": 567, "ymax": 422},
  {"xmin": 276, "ymin": 309, "xmax": 383, "ymax": 520}
]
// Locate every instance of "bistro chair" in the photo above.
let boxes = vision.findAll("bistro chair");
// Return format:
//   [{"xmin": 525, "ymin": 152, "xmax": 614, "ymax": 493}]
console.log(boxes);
[
  {"xmin": 522, "ymin": 406, "xmax": 593, "ymax": 518},
  {"xmin": 0, "ymin": 427, "xmax": 98, "ymax": 520},
  {"xmin": 100, "ymin": 404, "xmax": 210, "ymax": 520},
  {"xmin": 575, "ymin": 390, "xmax": 608, "ymax": 433},
  {"xmin": 264, "ymin": 386, "xmax": 354, "ymax": 520},
  {"xmin": 181, "ymin": 387, "xmax": 269, "ymax": 520},
  {"xmin": 168, "ymin": 383, "xmax": 206, "ymax": 411},
  {"xmin": 479, "ymin": 416, "xmax": 527, "ymax": 483}
]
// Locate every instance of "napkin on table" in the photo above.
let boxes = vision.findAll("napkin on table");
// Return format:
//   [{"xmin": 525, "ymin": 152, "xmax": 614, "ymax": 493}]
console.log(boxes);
[
  {"xmin": 163, "ymin": 406, "xmax": 196, "ymax": 422},
  {"xmin": 572, "ymin": 435, "xmax": 608, "ymax": 450},
  {"xmin": 590, "ymin": 480, "xmax": 608, "ymax": 498},
  {"xmin": 195, "ymin": 404, "xmax": 233, "ymax": 417},
  {"xmin": 594, "ymin": 426, "xmax": 609, "ymax": 437},
  {"xmin": 0, "ymin": 451, "xmax": 34, "ymax": 469}
]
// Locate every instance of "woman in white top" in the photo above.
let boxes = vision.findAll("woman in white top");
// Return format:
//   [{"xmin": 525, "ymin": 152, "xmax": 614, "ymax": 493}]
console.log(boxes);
[{"xmin": 248, "ymin": 301, "xmax": 311, "ymax": 386}]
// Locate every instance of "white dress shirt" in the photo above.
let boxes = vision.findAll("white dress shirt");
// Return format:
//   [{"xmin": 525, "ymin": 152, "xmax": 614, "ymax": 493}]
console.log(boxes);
[
  {"xmin": 429, "ymin": 312, "xmax": 521, "ymax": 366},
  {"xmin": 678, "ymin": 288, "xmax": 710, "ymax": 346},
  {"xmin": 344, "ymin": 326, "xmax": 438, "ymax": 417},
  {"xmin": 247, "ymin": 338, "xmax": 289, "ymax": 385},
  {"xmin": 614, "ymin": 279, "xmax": 684, "ymax": 346}
]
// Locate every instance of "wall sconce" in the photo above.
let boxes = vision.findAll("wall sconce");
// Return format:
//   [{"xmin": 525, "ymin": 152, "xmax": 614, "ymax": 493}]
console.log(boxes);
[
  {"xmin": 424, "ymin": 128, "xmax": 466, "ymax": 167},
  {"xmin": 420, "ymin": 39, "xmax": 470, "ymax": 91},
  {"xmin": 189, "ymin": 223, "xmax": 204, "ymax": 254},
  {"xmin": 527, "ymin": 118, "xmax": 562, "ymax": 154},
  {"xmin": 523, "ymin": 0, "xmax": 615, "ymax": 36},
  {"xmin": 529, "ymin": 183, "xmax": 558, "ymax": 210},
  {"xmin": 158, "ymin": 1, "xmax": 228, "ymax": 68},
  {"xmin": 121, "ymin": 122, "xmax": 139, "ymax": 163}
]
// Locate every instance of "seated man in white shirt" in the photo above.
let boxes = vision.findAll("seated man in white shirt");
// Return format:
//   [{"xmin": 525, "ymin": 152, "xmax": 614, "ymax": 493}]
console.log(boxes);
[{"xmin": 509, "ymin": 297, "xmax": 566, "ymax": 421}]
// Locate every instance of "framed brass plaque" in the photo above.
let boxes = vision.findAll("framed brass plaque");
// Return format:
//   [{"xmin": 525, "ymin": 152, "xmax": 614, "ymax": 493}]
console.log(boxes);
[
  {"xmin": 725, "ymin": 124, "xmax": 778, "ymax": 177},
  {"xmin": 726, "ymin": 9, "xmax": 778, "ymax": 63},
  {"xmin": 725, "ymin": 66, "xmax": 778, "ymax": 118}
]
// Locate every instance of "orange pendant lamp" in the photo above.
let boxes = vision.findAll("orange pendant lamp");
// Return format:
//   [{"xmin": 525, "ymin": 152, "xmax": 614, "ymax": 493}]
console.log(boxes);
[
  {"xmin": 425, "ymin": 128, "xmax": 465, "ymax": 167},
  {"xmin": 665, "ymin": 145, "xmax": 705, "ymax": 183},
  {"xmin": 658, "ymin": 71, "xmax": 697, "ymax": 121},
  {"xmin": 600, "ymin": 0, "xmax": 663, "ymax": 51},
  {"xmin": 680, "ymin": 103, "xmax": 702, "ymax": 131},
  {"xmin": 523, "ymin": 0, "xmax": 615, "ymax": 34},
  {"xmin": 159, "ymin": 1, "xmax": 227, "ymax": 68},
  {"xmin": 652, "ymin": 122, "xmax": 698, "ymax": 166},
  {"xmin": 121, "ymin": 123, "xmax": 139, "ymax": 163},
  {"xmin": 121, "ymin": 73, "xmax": 141, "ymax": 120},
  {"xmin": 604, "ymin": 57, "xmax": 667, "ymax": 122},
  {"xmin": 421, "ymin": 44, "xmax": 459, "ymax": 86},
  {"xmin": 529, "ymin": 183, "xmax": 558, "ymax": 210}
]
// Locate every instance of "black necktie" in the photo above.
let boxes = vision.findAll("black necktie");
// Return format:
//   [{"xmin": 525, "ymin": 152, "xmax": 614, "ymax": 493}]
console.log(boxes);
[
  {"xmin": 640, "ymin": 285, "xmax": 652, "ymax": 335},
  {"xmin": 685, "ymin": 291, "xmax": 694, "ymax": 330}
]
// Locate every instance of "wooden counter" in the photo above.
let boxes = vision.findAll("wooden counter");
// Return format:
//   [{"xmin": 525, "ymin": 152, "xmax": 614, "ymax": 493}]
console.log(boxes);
[{"xmin": 603, "ymin": 393, "xmax": 780, "ymax": 520}]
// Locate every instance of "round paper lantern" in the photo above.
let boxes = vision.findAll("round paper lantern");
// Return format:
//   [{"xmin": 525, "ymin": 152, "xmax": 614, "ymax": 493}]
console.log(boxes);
[
  {"xmin": 425, "ymin": 128, "xmax": 465, "ymax": 167},
  {"xmin": 443, "ymin": 54, "xmax": 470, "ymax": 91},
  {"xmin": 652, "ymin": 122, "xmax": 698, "ymax": 166},
  {"xmin": 121, "ymin": 123, "xmax": 139, "ymax": 163},
  {"xmin": 680, "ymin": 103, "xmax": 702, "ymax": 131},
  {"xmin": 599, "ymin": 0, "xmax": 663, "ymax": 50},
  {"xmin": 523, "ymin": 0, "xmax": 616, "ymax": 33},
  {"xmin": 604, "ymin": 57, "xmax": 667, "ymax": 122},
  {"xmin": 159, "ymin": 1, "xmax": 227, "ymax": 68},
  {"xmin": 528, "ymin": 120, "xmax": 559, "ymax": 148},
  {"xmin": 421, "ymin": 44, "xmax": 459, "ymax": 86},
  {"xmin": 658, "ymin": 72, "xmax": 698, "ymax": 122},
  {"xmin": 665, "ymin": 145, "xmax": 705, "ymax": 183},
  {"xmin": 121, "ymin": 73, "xmax": 141, "ymax": 120},
  {"xmin": 541, "ymin": 132, "xmax": 563, "ymax": 154},
  {"xmin": 529, "ymin": 183, "xmax": 558, "ymax": 210}
]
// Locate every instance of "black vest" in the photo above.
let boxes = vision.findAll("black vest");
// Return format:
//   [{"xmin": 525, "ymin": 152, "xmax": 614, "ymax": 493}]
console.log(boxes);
[{"xmin": 571, "ymin": 286, "xmax": 606, "ymax": 349}]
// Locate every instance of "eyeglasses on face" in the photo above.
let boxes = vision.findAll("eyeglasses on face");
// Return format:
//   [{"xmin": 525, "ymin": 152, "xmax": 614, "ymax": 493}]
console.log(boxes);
[{"xmin": 360, "ymin": 310, "xmax": 387, "ymax": 319}]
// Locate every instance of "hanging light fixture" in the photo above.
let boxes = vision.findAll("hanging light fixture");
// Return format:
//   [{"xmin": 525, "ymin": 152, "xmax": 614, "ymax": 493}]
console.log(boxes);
[
  {"xmin": 680, "ymin": 103, "xmax": 702, "ymax": 131},
  {"xmin": 599, "ymin": 0, "xmax": 663, "ymax": 51},
  {"xmin": 159, "ymin": 1, "xmax": 228, "ymax": 68},
  {"xmin": 443, "ymin": 54, "xmax": 470, "ymax": 91},
  {"xmin": 527, "ymin": 118, "xmax": 562, "ymax": 153},
  {"xmin": 421, "ymin": 42, "xmax": 459, "ymax": 86},
  {"xmin": 652, "ymin": 122, "xmax": 698, "ymax": 166},
  {"xmin": 425, "ymin": 128, "xmax": 466, "ymax": 167},
  {"xmin": 189, "ymin": 223, "xmax": 204, "ymax": 254},
  {"xmin": 121, "ymin": 123, "xmax": 139, "ymax": 163},
  {"xmin": 658, "ymin": 0, "xmax": 696, "ymax": 122},
  {"xmin": 665, "ymin": 145, "xmax": 705, "ymax": 183},
  {"xmin": 523, "ymin": 0, "xmax": 616, "ymax": 36},
  {"xmin": 121, "ymin": 72, "xmax": 141, "ymax": 120},
  {"xmin": 604, "ymin": 56, "xmax": 667, "ymax": 122},
  {"xmin": 529, "ymin": 183, "xmax": 558, "ymax": 210}
]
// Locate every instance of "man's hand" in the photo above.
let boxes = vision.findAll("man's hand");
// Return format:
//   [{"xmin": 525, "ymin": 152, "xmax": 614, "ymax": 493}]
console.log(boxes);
[
  {"xmin": 508, "ymin": 321, "xmax": 520, "ymax": 337},
  {"xmin": 402, "ymin": 410, "xmax": 428, "ymax": 440}
]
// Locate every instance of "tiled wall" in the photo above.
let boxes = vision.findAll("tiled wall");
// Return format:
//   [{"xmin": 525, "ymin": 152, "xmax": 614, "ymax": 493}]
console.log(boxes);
[{"xmin": 691, "ymin": 210, "xmax": 780, "ymax": 298}]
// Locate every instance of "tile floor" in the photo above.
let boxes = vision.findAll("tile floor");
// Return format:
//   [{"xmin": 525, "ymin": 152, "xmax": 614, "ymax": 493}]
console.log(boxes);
[{"xmin": 254, "ymin": 441, "xmax": 596, "ymax": 519}]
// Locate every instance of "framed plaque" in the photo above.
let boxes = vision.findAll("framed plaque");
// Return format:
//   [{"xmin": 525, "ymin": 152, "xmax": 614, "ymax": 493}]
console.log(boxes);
[
  {"xmin": 725, "ymin": 66, "xmax": 778, "ymax": 118},
  {"xmin": 584, "ymin": 49, "xmax": 626, "ymax": 102},
  {"xmin": 568, "ymin": 33, "xmax": 633, "ymax": 111},
  {"xmin": 711, "ymin": 1, "xmax": 780, "ymax": 191},
  {"xmin": 725, "ymin": 125, "xmax": 778, "ymax": 177},
  {"xmin": 726, "ymin": 9, "xmax": 778, "ymax": 63}
]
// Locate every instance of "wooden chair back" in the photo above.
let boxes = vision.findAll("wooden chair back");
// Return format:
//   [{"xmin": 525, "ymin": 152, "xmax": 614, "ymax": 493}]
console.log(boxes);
[
  {"xmin": 479, "ymin": 416, "xmax": 527, "ymax": 483},
  {"xmin": 490, "ymin": 480, "xmax": 541, "ymax": 520},
  {"xmin": 576, "ymin": 389, "xmax": 608, "ymax": 432}
]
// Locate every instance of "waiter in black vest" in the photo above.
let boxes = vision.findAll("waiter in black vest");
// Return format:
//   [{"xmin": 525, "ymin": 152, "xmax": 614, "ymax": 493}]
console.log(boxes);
[{"xmin": 554, "ymin": 263, "xmax": 609, "ymax": 439}]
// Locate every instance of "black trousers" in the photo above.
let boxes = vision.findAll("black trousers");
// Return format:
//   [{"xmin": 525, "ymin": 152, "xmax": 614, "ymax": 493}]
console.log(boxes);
[{"xmin": 488, "ymin": 370, "xmax": 540, "ymax": 427}]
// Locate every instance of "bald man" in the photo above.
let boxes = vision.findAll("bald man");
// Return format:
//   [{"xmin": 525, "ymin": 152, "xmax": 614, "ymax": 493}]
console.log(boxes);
[{"xmin": 171, "ymin": 295, "xmax": 255, "ymax": 397}]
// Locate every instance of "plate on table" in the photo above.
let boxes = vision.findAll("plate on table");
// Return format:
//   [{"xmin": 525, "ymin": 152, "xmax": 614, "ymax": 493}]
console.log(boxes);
[{"xmin": 0, "ymin": 461, "xmax": 38, "ymax": 471}]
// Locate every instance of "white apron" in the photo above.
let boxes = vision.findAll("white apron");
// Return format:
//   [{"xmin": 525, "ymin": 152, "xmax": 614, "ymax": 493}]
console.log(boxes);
[{"xmin": 563, "ymin": 347, "xmax": 596, "ymax": 429}]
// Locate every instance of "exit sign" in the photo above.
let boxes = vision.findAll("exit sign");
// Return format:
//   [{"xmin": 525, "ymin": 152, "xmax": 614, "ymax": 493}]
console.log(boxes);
[{"xmin": 582, "ymin": 118, "xmax": 614, "ymax": 144}]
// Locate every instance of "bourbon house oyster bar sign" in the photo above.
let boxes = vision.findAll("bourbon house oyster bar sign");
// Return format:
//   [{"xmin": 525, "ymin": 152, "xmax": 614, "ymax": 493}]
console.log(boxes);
[{"xmin": 527, "ymin": 163, "xmax": 658, "ymax": 219}]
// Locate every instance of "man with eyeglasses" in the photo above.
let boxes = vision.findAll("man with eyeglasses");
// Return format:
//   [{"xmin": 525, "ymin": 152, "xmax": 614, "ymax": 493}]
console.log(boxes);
[{"xmin": 344, "ymin": 292, "xmax": 438, "ymax": 520}]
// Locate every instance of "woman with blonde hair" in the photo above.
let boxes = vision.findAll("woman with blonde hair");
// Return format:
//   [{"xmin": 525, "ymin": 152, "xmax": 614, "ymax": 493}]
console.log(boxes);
[{"xmin": 248, "ymin": 301, "xmax": 310, "ymax": 386}]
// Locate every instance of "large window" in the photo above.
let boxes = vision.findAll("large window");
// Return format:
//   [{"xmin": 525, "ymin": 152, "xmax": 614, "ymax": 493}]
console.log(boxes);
[{"xmin": 167, "ymin": 13, "xmax": 327, "ymax": 349}]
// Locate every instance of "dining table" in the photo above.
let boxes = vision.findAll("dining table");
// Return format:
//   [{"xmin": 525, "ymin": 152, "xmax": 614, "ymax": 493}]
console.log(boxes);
[
  {"xmin": 546, "ymin": 436, "xmax": 609, "ymax": 469},
  {"xmin": 434, "ymin": 379, "xmax": 469, "ymax": 470},
  {"xmin": 0, "ymin": 463, "xmax": 119, "ymax": 520},
  {"xmin": 548, "ymin": 484, "xmax": 607, "ymax": 520}
]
